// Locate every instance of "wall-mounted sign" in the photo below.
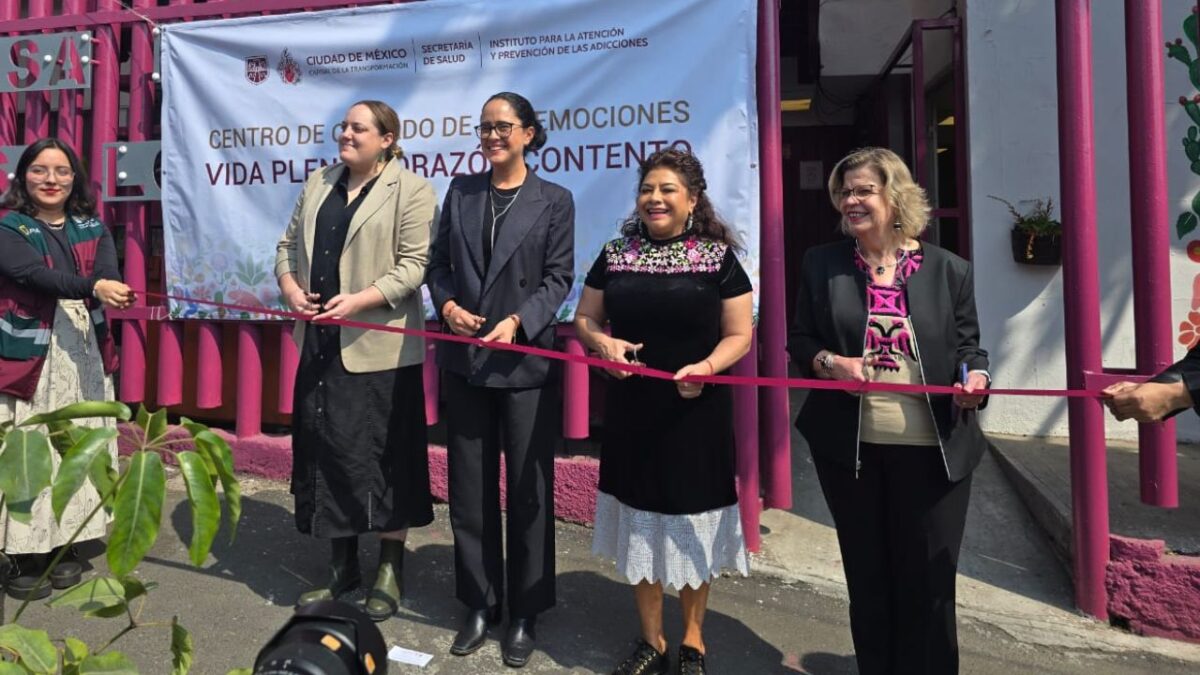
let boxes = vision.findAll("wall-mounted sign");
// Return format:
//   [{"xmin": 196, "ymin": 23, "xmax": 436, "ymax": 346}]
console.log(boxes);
[
  {"xmin": 799, "ymin": 160, "xmax": 824, "ymax": 190},
  {"xmin": 1, "ymin": 32, "xmax": 93, "ymax": 93},
  {"xmin": 102, "ymin": 141, "xmax": 162, "ymax": 202}
]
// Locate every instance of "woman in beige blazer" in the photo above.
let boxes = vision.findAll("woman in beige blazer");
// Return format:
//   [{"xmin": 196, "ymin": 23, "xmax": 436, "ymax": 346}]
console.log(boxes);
[{"xmin": 275, "ymin": 100, "xmax": 436, "ymax": 622}]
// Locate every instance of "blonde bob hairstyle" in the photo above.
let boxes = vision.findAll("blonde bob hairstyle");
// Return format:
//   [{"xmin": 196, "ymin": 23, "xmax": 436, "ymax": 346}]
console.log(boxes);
[{"xmin": 827, "ymin": 147, "xmax": 930, "ymax": 239}]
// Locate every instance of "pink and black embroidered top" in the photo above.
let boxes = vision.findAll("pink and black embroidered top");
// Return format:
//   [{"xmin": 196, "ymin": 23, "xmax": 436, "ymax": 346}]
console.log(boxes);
[
  {"xmin": 856, "ymin": 246, "xmax": 939, "ymax": 445},
  {"xmin": 585, "ymin": 233, "xmax": 752, "ymax": 515}
]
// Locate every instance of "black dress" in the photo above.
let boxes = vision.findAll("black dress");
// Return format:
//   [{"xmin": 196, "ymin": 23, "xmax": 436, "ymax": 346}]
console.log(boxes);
[
  {"xmin": 585, "ymin": 232, "xmax": 753, "ymax": 515},
  {"xmin": 290, "ymin": 172, "xmax": 433, "ymax": 537}
]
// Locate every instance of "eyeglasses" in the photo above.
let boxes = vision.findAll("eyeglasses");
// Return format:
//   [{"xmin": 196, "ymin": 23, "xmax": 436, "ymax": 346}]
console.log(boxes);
[
  {"xmin": 838, "ymin": 185, "xmax": 879, "ymax": 201},
  {"xmin": 474, "ymin": 122, "xmax": 523, "ymax": 139},
  {"xmin": 27, "ymin": 165, "xmax": 75, "ymax": 181}
]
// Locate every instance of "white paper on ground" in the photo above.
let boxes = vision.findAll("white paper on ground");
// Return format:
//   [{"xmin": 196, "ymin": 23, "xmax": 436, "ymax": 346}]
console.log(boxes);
[{"xmin": 388, "ymin": 645, "xmax": 434, "ymax": 667}]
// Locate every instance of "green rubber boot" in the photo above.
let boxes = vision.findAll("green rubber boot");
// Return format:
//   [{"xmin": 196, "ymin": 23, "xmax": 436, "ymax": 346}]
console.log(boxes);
[
  {"xmin": 364, "ymin": 539, "xmax": 405, "ymax": 622},
  {"xmin": 297, "ymin": 536, "xmax": 360, "ymax": 607}
]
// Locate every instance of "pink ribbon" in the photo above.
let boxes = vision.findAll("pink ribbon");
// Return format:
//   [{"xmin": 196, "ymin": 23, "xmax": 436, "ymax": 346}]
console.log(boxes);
[{"xmin": 138, "ymin": 291, "xmax": 1102, "ymax": 399}]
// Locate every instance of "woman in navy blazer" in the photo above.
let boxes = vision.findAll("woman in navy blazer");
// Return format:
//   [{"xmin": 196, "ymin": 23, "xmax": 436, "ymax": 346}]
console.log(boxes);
[{"xmin": 426, "ymin": 91, "xmax": 574, "ymax": 669}]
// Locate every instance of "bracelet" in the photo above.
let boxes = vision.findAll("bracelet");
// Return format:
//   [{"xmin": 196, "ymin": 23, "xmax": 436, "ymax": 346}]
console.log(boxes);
[
  {"xmin": 507, "ymin": 313, "xmax": 521, "ymax": 328},
  {"xmin": 702, "ymin": 358, "xmax": 715, "ymax": 375}
]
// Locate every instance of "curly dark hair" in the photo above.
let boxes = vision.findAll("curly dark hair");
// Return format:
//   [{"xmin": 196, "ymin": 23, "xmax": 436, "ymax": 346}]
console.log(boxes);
[
  {"xmin": 1, "ymin": 138, "xmax": 97, "ymax": 219},
  {"xmin": 620, "ymin": 147, "xmax": 741, "ymax": 251}
]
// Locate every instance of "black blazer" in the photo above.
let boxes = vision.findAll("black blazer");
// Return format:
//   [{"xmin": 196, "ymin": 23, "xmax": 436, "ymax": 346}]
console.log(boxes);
[
  {"xmin": 1152, "ymin": 345, "xmax": 1200, "ymax": 418},
  {"xmin": 426, "ymin": 170, "xmax": 575, "ymax": 388},
  {"xmin": 787, "ymin": 239, "xmax": 989, "ymax": 481}
]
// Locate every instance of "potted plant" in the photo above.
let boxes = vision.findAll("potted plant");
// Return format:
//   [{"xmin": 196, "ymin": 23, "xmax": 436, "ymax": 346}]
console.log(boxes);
[{"xmin": 989, "ymin": 195, "xmax": 1062, "ymax": 265}]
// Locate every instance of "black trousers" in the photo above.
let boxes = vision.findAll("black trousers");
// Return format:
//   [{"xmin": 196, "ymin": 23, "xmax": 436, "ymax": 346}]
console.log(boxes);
[
  {"xmin": 445, "ymin": 373, "xmax": 557, "ymax": 618},
  {"xmin": 813, "ymin": 443, "xmax": 972, "ymax": 675}
]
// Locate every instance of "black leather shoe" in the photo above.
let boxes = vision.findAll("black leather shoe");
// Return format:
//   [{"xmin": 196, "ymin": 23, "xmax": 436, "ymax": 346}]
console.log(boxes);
[
  {"xmin": 612, "ymin": 638, "xmax": 670, "ymax": 675},
  {"xmin": 676, "ymin": 645, "xmax": 706, "ymax": 674},
  {"xmin": 501, "ymin": 615, "xmax": 537, "ymax": 668},
  {"xmin": 449, "ymin": 606, "xmax": 501, "ymax": 656}
]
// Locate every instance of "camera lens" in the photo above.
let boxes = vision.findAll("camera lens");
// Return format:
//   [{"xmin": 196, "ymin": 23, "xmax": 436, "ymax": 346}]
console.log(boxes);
[
  {"xmin": 254, "ymin": 625, "xmax": 364, "ymax": 675},
  {"xmin": 253, "ymin": 600, "xmax": 386, "ymax": 675}
]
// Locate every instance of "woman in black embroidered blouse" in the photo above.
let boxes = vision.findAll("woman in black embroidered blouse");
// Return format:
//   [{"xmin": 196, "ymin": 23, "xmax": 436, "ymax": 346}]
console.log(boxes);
[{"xmin": 575, "ymin": 149, "xmax": 753, "ymax": 675}]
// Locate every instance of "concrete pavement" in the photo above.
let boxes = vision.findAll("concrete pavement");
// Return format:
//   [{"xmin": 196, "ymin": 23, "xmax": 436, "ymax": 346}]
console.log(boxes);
[
  {"xmin": 758, "ymin": 400, "xmax": 1200, "ymax": 666},
  {"xmin": 6, "ymin": 468, "xmax": 1199, "ymax": 674}
]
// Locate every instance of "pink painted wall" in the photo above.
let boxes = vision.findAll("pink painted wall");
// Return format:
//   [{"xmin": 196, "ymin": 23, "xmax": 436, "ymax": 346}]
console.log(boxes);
[
  {"xmin": 117, "ymin": 423, "xmax": 601, "ymax": 525},
  {"xmin": 1107, "ymin": 535, "xmax": 1200, "ymax": 642}
]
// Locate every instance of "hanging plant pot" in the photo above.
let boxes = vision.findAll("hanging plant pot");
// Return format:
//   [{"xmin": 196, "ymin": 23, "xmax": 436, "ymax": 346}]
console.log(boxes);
[{"xmin": 1011, "ymin": 227, "xmax": 1062, "ymax": 265}]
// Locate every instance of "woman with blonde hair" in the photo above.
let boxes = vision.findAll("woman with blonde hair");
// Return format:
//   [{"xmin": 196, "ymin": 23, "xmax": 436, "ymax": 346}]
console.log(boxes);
[{"xmin": 788, "ymin": 147, "xmax": 990, "ymax": 674}]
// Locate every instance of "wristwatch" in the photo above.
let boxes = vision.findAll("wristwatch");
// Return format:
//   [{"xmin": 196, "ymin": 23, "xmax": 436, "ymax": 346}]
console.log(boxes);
[{"xmin": 817, "ymin": 351, "xmax": 835, "ymax": 373}]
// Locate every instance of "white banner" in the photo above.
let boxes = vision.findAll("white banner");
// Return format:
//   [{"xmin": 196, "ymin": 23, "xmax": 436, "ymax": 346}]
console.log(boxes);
[{"xmin": 161, "ymin": 0, "xmax": 760, "ymax": 320}]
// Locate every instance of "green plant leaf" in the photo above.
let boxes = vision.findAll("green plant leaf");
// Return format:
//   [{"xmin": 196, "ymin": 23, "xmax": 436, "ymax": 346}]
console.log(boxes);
[
  {"xmin": 0, "ymin": 662, "xmax": 30, "ymax": 674},
  {"xmin": 225, "ymin": 670, "xmax": 254, "ymax": 675},
  {"xmin": 1187, "ymin": 13, "xmax": 1198, "ymax": 50},
  {"xmin": 171, "ymin": 619, "xmax": 193, "ymax": 675},
  {"xmin": 0, "ymin": 430, "xmax": 54, "ymax": 524},
  {"xmin": 77, "ymin": 651, "xmax": 138, "ymax": 674},
  {"xmin": 179, "ymin": 418, "xmax": 218, "ymax": 481},
  {"xmin": 48, "ymin": 577, "xmax": 127, "ymax": 617},
  {"xmin": 87, "ymin": 454, "xmax": 119, "ymax": 516},
  {"xmin": 0, "ymin": 420, "xmax": 12, "ymax": 447},
  {"xmin": 134, "ymin": 405, "xmax": 168, "ymax": 446},
  {"xmin": 52, "ymin": 427, "xmax": 118, "ymax": 523},
  {"xmin": 0, "ymin": 625, "xmax": 57, "ymax": 673},
  {"xmin": 63, "ymin": 636, "xmax": 89, "ymax": 666},
  {"xmin": 107, "ymin": 451, "xmax": 165, "ymax": 577},
  {"xmin": 193, "ymin": 430, "xmax": 241, "ymax": 541},
  {"xmin": 178, "ymin": 451, "xmax": 220, "ymax": 566},
  {"xmin": 18, "ymin": 401, "xmax": 131, "ymax": 427},
  {"xmin": 1177, "ymin": 212, "xmax": 1198, "ymax": 239},
  {"xmin": 45, "ymin": 420, "xmax": 86, "ymax": 456},
  {"xmin": 119, "ymin": 576, "xmax": 156, "ymax": 603}
]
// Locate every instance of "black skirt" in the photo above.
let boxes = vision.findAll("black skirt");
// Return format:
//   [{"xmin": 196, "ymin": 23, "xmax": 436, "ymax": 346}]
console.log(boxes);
[{"xmin": 291, "ymin": 323, "xmax": 433, "ymax": 537}]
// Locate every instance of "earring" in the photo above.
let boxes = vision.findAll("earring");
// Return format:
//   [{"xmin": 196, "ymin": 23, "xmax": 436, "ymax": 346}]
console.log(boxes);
[
  {"xmin": 686, "ymin": 212, "xmax": 695, "ymax": 232},
  {"xmin": 893, "ymin": 221, "xmax": 902, "ymax": 230}
]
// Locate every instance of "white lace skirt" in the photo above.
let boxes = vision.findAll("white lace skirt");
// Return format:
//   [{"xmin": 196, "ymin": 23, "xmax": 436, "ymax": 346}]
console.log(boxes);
[
  {"xmin": 592, "ymin": 491, "xmax": 750, "ymax": 590},
  {"xmin": 0, "ymin": 300, "xmax": 116, "ymax": 554}
]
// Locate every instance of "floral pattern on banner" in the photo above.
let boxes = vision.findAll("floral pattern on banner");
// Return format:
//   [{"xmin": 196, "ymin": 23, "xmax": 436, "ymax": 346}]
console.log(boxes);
[{"xmin": 168, "ymin": 232, "xmax": 285, "ymax": 320}]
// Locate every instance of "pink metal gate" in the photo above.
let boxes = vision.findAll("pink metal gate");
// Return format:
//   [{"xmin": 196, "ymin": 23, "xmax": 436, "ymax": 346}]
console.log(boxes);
[{"xmin": 0, "ymin": 0, "xmax": 792, "ymax": 551}]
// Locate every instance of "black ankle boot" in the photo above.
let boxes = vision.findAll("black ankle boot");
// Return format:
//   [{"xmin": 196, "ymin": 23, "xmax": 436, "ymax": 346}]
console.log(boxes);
[
  {"xmin": 364, "ymin": 539, "xmax": 404, "ymax": 622},
  {"xmin": 502, "ymin": 614, "xmax": 537, "ymax": 668},
  {"xmin": 6, "ymin": 553, "xmax": 50, "ymax": 602},
  {"xmin": 450, "ymin": 606, "xmax": 502, "ymax": 656},
  {"xmin": 297, "ymin": 536, "xmax": 360, "ymax": 607},
  {"xmin": 48, "ymin": 545, "xmax": 82, "ymax": 589}
]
